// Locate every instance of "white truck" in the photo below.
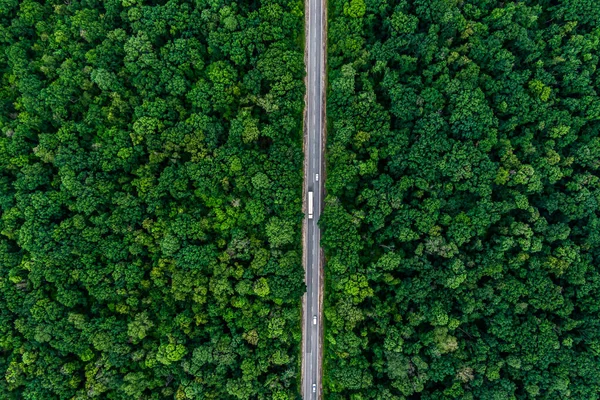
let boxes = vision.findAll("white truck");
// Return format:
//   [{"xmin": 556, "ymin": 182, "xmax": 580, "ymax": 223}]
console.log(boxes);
[{"xmin": 308, "ymin": 191, "xmax": 313, "ymax": 219}]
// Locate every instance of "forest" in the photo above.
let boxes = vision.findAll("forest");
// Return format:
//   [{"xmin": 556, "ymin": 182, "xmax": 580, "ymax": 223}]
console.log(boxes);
[
  {"xmin": 0, "ymin": 0, "xmax": 305, "ymax": 399},
  {"xmin": 322, "ymin": 0, "xmax": 600, "ymax": 398}
]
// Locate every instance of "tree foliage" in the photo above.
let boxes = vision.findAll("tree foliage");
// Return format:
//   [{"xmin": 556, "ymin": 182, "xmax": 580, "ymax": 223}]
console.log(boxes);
[
  {"xmin": 0, "ymin": 0, "xmax": 305, "ymax": 398},
  {"xmin": 323, "ymin": 0, "xmax": 600, "ymax": 398}
]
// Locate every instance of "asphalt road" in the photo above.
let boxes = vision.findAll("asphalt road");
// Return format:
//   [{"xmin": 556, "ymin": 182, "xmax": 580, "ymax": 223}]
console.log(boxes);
[{"xmin": 303, "ymin": 0, "xmax": 324, "ymax": 397}]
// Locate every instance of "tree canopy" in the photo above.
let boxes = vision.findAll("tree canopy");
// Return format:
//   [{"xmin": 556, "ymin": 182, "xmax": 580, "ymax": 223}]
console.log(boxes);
[
  {"xmin": 0, "ymin": 0, "xmax": 305, "ymax": 398},
  {"xmin": 322, "ymin": 0, "xmax": 600, "ymax": 398}
]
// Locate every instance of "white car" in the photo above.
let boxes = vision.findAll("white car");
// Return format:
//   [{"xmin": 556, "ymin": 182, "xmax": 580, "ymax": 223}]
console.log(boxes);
[
  {"xmin": 316, "ymin": 173, "xmax": 319, "ymax": 181},
  {"xmin": 313, "ymin": 315, "xmax": 317, "ymax": 325},
  {"xmin": 312, "ymin": 383, "xmax": 316, "ymax": 393}
]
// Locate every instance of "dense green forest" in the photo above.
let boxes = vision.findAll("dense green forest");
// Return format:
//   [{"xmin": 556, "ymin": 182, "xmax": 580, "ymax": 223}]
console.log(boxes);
[
  {"xmin": 322, "ymin": 0, "xmax": 600, "ymax": 398},
  {"xmin": 0, "ymin": 0, "xmax": 305, "ymax": 398}
]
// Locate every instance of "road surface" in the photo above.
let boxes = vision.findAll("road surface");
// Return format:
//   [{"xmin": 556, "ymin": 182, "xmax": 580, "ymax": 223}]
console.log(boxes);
[{"xmin": 303, "ymin": 0, "xmax": 324, "ymax": 397}]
